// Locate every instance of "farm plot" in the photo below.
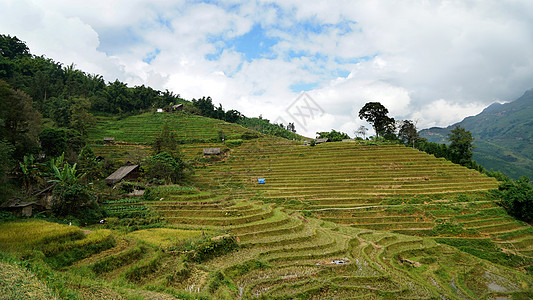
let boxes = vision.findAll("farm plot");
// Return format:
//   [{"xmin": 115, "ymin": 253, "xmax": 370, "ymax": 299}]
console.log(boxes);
[
  {"xmin": 87, "ymin": 112, "xmax": 254, "ymax": 145},
  {"xmin": 191, "ymin": 139, "xmax": 533, "ymax": 273},
  {"xmin": 193, "ymin": 141, "xmax": 498, "ymax": 210},
  {"xmin": 124, "ymin": 180, "xmax": 531, "ymax": 298}
]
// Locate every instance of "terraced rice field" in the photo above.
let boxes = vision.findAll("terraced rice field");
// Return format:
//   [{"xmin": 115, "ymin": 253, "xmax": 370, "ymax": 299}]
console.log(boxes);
[
  {"xmin": 87, "ymin": 112, "xmax": 253, "ymax": 144},
  {"xmin": 190, "ymin": 139, "xmax": 533, "ymax": 274},
  {"xmin": 5, "ymin": 123, "xmax": 532, "ymax": 298},
  {"xmin": 87, "ymin": 185, "xmax": 531, "ymax": 298}
]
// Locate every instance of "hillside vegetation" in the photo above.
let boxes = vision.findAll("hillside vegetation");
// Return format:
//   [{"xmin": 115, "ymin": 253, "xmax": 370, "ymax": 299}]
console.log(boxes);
[
  {"xmin": 5, "ymin": 125, "xmax": 533, "ymax": 298},
  {"xmin": 1, "ymin": 34, "xmax": 532, "ymax": 299},
  {"xmin": 420, "ymin": 89, "xmax": 533, "ymax": 179}
]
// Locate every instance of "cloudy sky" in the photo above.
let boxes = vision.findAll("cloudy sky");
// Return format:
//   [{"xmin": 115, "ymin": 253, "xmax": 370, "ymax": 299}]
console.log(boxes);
[{"xmin": 1, "ymin": 0, "xmax": 533, "ymax": 137}]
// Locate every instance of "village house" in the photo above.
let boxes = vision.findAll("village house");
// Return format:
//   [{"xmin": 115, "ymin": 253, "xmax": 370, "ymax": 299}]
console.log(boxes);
[
  {"xmin": 105, "ymin": 165, "xmax": 141, "ymax": 185},
  {"xmin": 315, "ymin": 138, "xmax": 330, "ymax": 144},
  {"xmin": 0, "ymin": 198, "xmax": 45, "ymax": 217},
  {"xmin": 203, "ymin": 148, "xmax": 221, "ymax": 155}
]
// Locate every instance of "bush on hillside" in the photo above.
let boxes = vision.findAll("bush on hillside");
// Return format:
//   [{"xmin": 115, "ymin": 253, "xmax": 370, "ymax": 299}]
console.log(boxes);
[
  {"xmin": 225, "ymin": 139, "xmax": 243, "ymax": 148},
  {"xmin": 185, "ymin": 235, "xmax": 238, "ymax": 263},
  {"xmin": 143, "ymin": 152, "xmax": 186, "ymax": 183},
  {"xmin": 240, "ymin": 131, "xmax": 260, "ymax": 140},
  {"xmin": 494, "ymin": 176, "xmax": 533, "ymax": 223}
]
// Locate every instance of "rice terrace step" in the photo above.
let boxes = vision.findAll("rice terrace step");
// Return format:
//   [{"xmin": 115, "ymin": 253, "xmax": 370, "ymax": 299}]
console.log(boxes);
[{"xmin": 2, "ymin": 132, "xmax": 532, "ymax": 299}]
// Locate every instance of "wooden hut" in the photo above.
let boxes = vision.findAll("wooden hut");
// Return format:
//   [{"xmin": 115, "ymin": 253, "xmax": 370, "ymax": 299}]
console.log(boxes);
[
  {"xmin": 203, "ymin": 148, "xmax": 221, "ymax": 155},
  {"xmin": 315, "ymin": 138, "xmax": 330, "ymax": 144},
  {"xmin": 172, "ymin": 104, "xmax": 184, "ymax": 112},
  {"xmin": 0, "ymin": 198, "xmax": 44, "ymax": 217},
  {"xmin": 103, "ymin": 137, "xmax": 115, "ymax": 143},
  {"xmin": 105, "ymin": 165, "xmax": 140, "ymax": 185}
]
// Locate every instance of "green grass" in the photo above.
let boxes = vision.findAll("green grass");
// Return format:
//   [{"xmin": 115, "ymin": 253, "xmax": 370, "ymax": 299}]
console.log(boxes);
[{"xmin": 87, "ymin": 112, "xmax": 254, "ymax": 145}]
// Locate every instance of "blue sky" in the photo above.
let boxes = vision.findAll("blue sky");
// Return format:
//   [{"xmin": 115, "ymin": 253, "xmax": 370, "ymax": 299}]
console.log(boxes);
[{"xmin": 1, "ymin": 0, "xmax": 533, "ymax": 137}]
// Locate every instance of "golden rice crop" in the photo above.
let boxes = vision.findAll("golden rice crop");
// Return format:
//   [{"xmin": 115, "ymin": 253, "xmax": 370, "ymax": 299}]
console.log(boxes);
[
  {"xmin": 0, "ymin": 220, "xmax": 82, "ymax": 253},
  {"xmin": 126, "ymin": 228, "xmax": 203, "ymax": 247}
]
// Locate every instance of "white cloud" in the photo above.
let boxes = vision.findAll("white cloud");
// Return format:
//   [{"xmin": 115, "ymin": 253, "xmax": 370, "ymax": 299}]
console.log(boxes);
[{"xmin": 1, "ymin": 0, "xmax": 532, "ymax": 137}]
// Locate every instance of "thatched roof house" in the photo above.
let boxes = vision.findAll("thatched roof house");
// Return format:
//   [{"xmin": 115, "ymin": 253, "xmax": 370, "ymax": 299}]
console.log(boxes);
[
  {"xmin": 315, "ymin": 138, "xmax": 330, "ymax": 144},
  {"xmin": 1, "ymin": 198, "xmax": 44, "ymax": 217},
  {"xmin": 203, "ymin": 148, "xmax": 221, "ymax": 155},
  {"xmin": 105, "ymin": 165, "xmax": 140, "ymax": 185}
]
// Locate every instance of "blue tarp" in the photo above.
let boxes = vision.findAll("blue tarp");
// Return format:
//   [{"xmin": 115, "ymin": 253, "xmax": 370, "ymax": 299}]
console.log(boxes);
[{"xmin": 258, "ymin": 178, "xmax": 265, "ymax": 184}]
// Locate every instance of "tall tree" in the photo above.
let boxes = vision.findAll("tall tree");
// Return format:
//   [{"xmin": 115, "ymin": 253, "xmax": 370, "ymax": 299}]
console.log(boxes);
[
  {"xmin": 447, "ymin": 125, "xmax": 474, "ymax": 166},
  {"xmin": 0, "ymin": 34, "xmax": 30, "ymax": 59},
  {"xmin": 192, "ymin": 96, "xmax": 216, "ymax": 118},
  {"xmin": 358, "ymin": 102, "xmax": 395, "ymax": 138},
  {"xmin": 398, "ymin": 120, "xmax": 419, "ymax": 147},
  {"xmin": 70, "ymin": 97, "xmax": 95, "ymax": 135},
  {"xmin": 0, "ymin": 139, "xmax": 16, "ymax": 202},
  {"xmin": 286, "ymin": 122, "xmax": 296, "ymax": 133},
  {"xmin": 78, "ymin": 145, "xmax": 102, "ymax": 181},
  {"xmin": 153, "ymin": 123, "xmax": 180, "ymax": 157},
  {"xmin": 356, "ymin": 125, "xmax": 368, "ymax": 139},
  {"xmin": 0, "ymin": 80, "xmax": 42, "ymax": 158}
]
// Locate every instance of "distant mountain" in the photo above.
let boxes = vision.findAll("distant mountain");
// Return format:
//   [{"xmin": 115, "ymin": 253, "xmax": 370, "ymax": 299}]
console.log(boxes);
[{"xmin": 419, "ymin": 89, "xmax": 533, "ymax": 180}]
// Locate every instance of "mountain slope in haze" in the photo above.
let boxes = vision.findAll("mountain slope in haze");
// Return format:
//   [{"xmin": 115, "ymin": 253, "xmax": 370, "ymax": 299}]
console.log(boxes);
[{"xmin": 419, "ymin": 89, "xmax": 533, "ymax": 180}]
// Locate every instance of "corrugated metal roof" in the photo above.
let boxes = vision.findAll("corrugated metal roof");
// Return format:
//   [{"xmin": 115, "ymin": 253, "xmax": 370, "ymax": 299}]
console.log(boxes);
[
  {"xmin": 203, "ymin": 148, "xmax": 221, "ymax": 155},
  {"xmin": 105, "ymin": 165, "xmax": 139, "ymax": 184}
]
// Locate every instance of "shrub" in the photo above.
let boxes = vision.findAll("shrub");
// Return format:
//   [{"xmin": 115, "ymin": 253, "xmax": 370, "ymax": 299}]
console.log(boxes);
[
  {"xmin": 143, "ymin": 152, "xmax": 185, "ymax": 183},
  {"xmin": 90, "ymin": 245, "xmax": 147, "ymax": 274},
  {"xmin": 51, "ymin": 183, "xmax": 99, "ymax": 220},
  {"xmin": 225, "ymin": 139, "xmax": 243, "ymax": 148},
  {"xmin": 125, "ymin": 250, "xmax": 164, "ymax": 283},
  {"xmin": 224, "ymin": 259, "xmax": 268, "ymax": 279},
  {"xmin": 185, "ymin": 235, "xmax": 238, "ymax": 263},
  {"xmin": 240, "ymin": 131, "xmax": 260, "ymax": 140}
]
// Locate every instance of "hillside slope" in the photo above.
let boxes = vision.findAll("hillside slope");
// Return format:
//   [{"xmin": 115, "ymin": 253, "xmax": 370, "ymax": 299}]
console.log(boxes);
[
  {"xmin": 4, "ymin": 134, "xmax": 532, "ymax": 298},
  {"xmin": 419, "ymin": 89, "xmax": 533, "ymax": 179}
]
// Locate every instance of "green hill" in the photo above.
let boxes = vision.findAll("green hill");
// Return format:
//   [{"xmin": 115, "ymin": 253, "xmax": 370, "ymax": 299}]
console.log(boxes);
[
  {"xmin": 3, "ymin": 134, "xmax": 533, "ymax": 298},
  {"xmin": 419, "ymin": 89, "xmax": 533, "ymax": 179},
  {"xmin": 3, "ymin": 34, "xmax": 532, "ymax": 299},
  {"xmin": 88, "ymin": 112, "xmax": 256, "ymax": 144}
]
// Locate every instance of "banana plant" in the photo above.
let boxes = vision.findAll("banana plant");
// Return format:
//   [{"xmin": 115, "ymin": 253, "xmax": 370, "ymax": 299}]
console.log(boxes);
[
  {"xmin": 49, "ymin": 161, "xmax": 86, "ymax": 186},
  {"xmin": 19, "ymin": 154, "xmax": 44, "ymax": 194}
]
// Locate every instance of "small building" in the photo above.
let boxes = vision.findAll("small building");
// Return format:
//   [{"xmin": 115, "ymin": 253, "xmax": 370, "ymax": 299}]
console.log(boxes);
[
  {"xmin": 0, "ymin": 198, "xmax": 44, "ymax": 217},
  {"xmin": 105, "ymin": 165, "xmax": 140, "ymax": 185},
  {"xmin": 315, "ymin": 138, "xmax": 330, "ymax": 144},
  {"xmin": 34, "ymin": 185, "xmax": 55, "ymax": 209},
  {"xmin": 172, "ymin": 104, "xmax": 184, "ymax": 112},
  {"xmin": 342, "ymin": 139, "xmax": 355, "ymax": 142},
  {"xmin": 156, "ymin": 108, "xmax": 164, "ymax": 113},
  {"xmin": 103, "ymin": 137, "xmax": 115, "ymax": 143},
  {"xmin": 203, "ymin": 148, "xmax": 221, "ymax": 155}
]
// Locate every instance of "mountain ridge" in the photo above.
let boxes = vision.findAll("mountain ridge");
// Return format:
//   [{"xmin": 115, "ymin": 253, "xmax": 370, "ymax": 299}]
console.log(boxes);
[{"xmin": 419, "ymin": 89, "xmax": 533, "ymax": 179}]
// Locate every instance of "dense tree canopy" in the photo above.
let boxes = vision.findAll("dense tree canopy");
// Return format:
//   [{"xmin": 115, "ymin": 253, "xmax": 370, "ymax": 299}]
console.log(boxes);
[
  {"xmin": 316, "ymin": 129, "xmax": 350, "ymax": 141},
  {"xmin": 0, "ymin": 80, "xmax": 42, "ymax": 159},
  {"xmin": 398, "ymin": 120, "xmax": 419, "ymax": 147},
  {"xmin": 495, "ymin": 177, "xmax": 533, "ymax": 223},
  {"xmin": 358, "ymin": 102, "xmax": 395, "ymax": 138},
  {"xmin": 448, "ymin": 125, "xmax": 474, "ymax": 166}
]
